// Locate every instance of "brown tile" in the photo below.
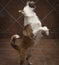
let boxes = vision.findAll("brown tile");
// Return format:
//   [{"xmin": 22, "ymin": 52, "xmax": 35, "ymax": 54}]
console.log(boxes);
[
  {"xmin": 54, "ymin": 4, "xmax": 59, "ymax": 14},
  {"xmin": 35, "ymin": 0, "xmax": 52, "ymax": 19},
  {"xmin": 0, "ymin": 10, "xmax": 15, "ymax": 32},
  {"xmin": 6, "ymin": 22, "xmax": 23, "ymax": 34},
  {"xmin": 6, "ymin": 0, "xmax": 24, "ymax": 19},
  {"xmin": 0, "ymin": 6, "xmax": 3, "ymax": 11},
  {"xmin": 0, "ymin": 0, "xmax": 9, "ymax": 6},
  {"xmin": 46, "ymin": 0, "xmax": 59, "ymax": 6}
]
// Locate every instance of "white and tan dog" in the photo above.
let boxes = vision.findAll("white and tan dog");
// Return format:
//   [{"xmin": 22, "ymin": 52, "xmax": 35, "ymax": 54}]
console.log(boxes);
[
  {"xmin": 19, "ymin": 1, "xmax": 49, "ymax": 37},
  {"xmin": 10, "ymin": 1, "xmax": 49, "ymax": 65}
]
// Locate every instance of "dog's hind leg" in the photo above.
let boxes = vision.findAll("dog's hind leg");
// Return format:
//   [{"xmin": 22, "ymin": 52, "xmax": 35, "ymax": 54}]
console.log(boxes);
[
  {"xmin": 26, "ymin": 49, "xmax": 33, "ymax": 65},
  {"xmin": 19, "ymin": 48, "xmax": 27, "ymax": 65}
]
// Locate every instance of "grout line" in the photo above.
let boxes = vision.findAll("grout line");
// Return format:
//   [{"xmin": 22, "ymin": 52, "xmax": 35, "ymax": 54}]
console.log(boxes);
[
  {"xmin": 0, "ymin": 0, "xmax": 12, "ymax": 13},
  {"xmin": 46, "ymin": 0, "xmax": 57, "ymax": 12},
  {"xmin": 41, "ymin": 9, "xmax": 53, "ymax": 21}
]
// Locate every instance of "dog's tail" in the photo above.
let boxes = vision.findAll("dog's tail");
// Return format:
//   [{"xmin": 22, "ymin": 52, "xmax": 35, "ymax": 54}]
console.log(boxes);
[{"xmin": 10, "ymin": 34, "xmax": 20, "ymax": 50}]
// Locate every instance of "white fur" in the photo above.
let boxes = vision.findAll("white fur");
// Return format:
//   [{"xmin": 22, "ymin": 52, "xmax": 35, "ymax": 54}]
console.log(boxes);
[{"xmin": 13, "ymin": 34, "xmax": 20, "ymax": 38}]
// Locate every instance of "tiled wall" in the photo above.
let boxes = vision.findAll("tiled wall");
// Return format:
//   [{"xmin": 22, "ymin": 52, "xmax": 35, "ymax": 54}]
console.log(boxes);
[{"xmin": 0, "ymin": 0, "xmax": 59, "ymax": 38}]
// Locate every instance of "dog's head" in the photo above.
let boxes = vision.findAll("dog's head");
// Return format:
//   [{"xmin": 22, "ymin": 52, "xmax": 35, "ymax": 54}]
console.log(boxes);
[{"xmin": 27, "ymin": 1, "xmax": 36, "ymax": 9}]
